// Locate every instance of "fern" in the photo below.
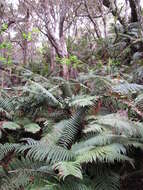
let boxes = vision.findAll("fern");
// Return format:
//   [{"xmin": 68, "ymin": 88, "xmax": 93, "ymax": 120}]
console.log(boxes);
[
  {"xmin": 0, "ymin": 143, "xmax": 19, "ymax": 161},
  {"xmin": 0, "ymin": 157, "xmax": 54, "ymax": 190},
  {"xmin": 1, "ymin": 73, "xmax": 143, "ymax": 190},
  {"xmin": 0, "ymin": 96, "xmax": 17, "ymax": 114},
  {"xmin": 93, "ymin": 171, "xmax": 120, "ymax": 190},
  {"xmin": 111, "ymin": 83, "xmax": 143, "ymax": 96},
  {"xmin": 134, "ymin": 93, "xmax": 143, "ymax": 111},
  {"xmin": 15, "ymin": 139, "xmax": 75, "ymax": 164},
  {"xmin": 23, "ymin": 81, "xmax": 62, "ymax": 107},
  {"xmin": 58, "ymin": 107, "xmax": 88, "ymax": 149},
  {"xmin": 68, "ymin": 95, "xmax": 99, "ymax": 108},
  {"xmin": 75, "ymin": 143, "xmax": 133, "ymax": 164}
]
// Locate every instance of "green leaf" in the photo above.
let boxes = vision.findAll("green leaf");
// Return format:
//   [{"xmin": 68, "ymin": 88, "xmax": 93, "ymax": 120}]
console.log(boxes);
[
  {"xmin": 2, "ymin": 122, "xmax": 21, "ymax": 130},
  {"xmin": 22, "ymin": 32, "xmax": 27, "ymax": 39},
  {"xmin": 1, "ymin": 23, "xmax": 8, "ymax": 33},
  {"xmin": 24, "ymin": 123, "xmax": 41, "ymax": 134}
]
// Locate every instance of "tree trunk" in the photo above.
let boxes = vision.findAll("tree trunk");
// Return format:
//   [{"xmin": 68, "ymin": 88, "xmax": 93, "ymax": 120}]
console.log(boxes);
[
  {"xmin": 129, "ymin": 0, "xmax": 143, "ymax": 35},
  {"xmin": 50, "ymin": 46, "xmax": 56, "ymax": 72},
  {"xmin": 59, "ymin": 36, "xmax": 69, "ymax": 80},
  {"xmin": 22, "ymin": 40, "xmax": 28, "ymax": 65},
  {"xmin": 129, "ymin": 0, "xmax": 139, "ymax": 22}
]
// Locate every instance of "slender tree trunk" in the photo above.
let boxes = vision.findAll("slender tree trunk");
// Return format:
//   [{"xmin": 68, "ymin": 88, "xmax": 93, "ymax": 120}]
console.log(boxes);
[
  {"xmin": 50, "ymin": 46, "xmax": 56, "ymax": 72},
  {"xmin": 129, "ymin": 0, "xmax": 143, "ymax": 35},
  {"xmin": 22, "ymin": 40, "xmax": 28, "ymax": 65},
  {"xmin": 59, "ymin": 36, "xmax": 69, "ymax": 80},
  {"xmin": 129, "ymin": 0, "xmax": 139, "ymax": 22}
]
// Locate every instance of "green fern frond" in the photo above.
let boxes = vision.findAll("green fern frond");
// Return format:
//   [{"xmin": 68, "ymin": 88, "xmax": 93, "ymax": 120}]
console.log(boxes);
[
  {"xmin": 58, "ymin": 107, "xmax": 88, "ymax": 149},
  {"xmin": 24, "ymin": 81, "xmax": 62, "ymax": 107},
  {"xmin": 134, "ymin": 93, "xmax": 143, "ymax": 111},
  {"xmin": 76, "ymin": 143, "xmax": 133, "ymax": 164},
  {"xmin": 0, "ymin": 96, "xmax": 17, "ymax": 114},
  {"xmin": 42, "ymin": 120, "xmax": 68, "ymax": 143},
  {"xmin": 95, "ymin": 113, "xmax": 138, "ymax": 136},
  {"xmin": 112, "ymin": 83, "xmax": 143, "ymax": 96},
  {"xmin": 93, "ymin": 171, "xmax": 120, "ymax": 190},
  {"xmin": 68, "ymin": 95, "xmax": 99, "ymax": 108},
  {"xmin": 16, "ymin": 139, "xmax": 75, "ymax": 164},
  {"xmin": 83, "ymin": 122, "xmax": 105, "ymax": 135},
  {"xmin": 0, "ymin": 143, "xmax": 19, "ymax": 161},
  {"xmin": 72, "ymin": 134, "xmax": 128, "ymax": 150},
  {"xmin": 0, "ymin": 157, "xmax": 54, "ymax": 190}
]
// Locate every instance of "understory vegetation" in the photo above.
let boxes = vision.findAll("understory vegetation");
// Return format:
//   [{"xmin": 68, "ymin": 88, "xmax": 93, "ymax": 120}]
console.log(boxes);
[{"xmin": 1, "ymin": 70, "xmax": 143, "ymax": 190}]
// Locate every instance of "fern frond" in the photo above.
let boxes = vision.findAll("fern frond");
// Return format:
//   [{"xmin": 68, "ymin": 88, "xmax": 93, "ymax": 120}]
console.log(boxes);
[
  {"xmin": 0, "ymin": 157, "xmax": 54, "ymax": 190},
  {"xmin": 0, "ymin": 96, "xmax": 17, "ymax": 114},
  {"xmin": 112, "ymin": 83, "xmax": 143, "ymax": 96},
  {"xmin": 72, "ymin": 134, "xmax": 128, "ymax": 150},
  {"xmin": 95, "ymin": 113, "xmax": 137, "ymax": 136},
  {"xmin": 68, "ymin": 95, "xmax": 99, "ymax": 108},
  {"xmin": 134, "ymin": 93, "xmax": 143, "ymax": 111},
  {"xmin": 42, "ymin": 120, "xmax": 68, "ymax": 143},
  {"xmin": 76, "ymin": 143, "xmax": 133, "ymax": 164},
  {"xmin": 58, "ymin": 107, "xmax": 88, "ymax": 149},
  {"xmin": 83, "ymin": 122, "xmax": 105, "ymax": 134},
  {"xmin": 24, "ymin": 81, "xmax": 62, "ymax": 107},
  {"xmin": 93, "ymin": 171, "xmax": 120, "ymax": 190},
  {"xmin": 16, "ymin": 139, "xmax": 75, "ymax": 164},
  {"xmin": 0, "ymin": 143, "xmax": 19, "ymax": 161}
]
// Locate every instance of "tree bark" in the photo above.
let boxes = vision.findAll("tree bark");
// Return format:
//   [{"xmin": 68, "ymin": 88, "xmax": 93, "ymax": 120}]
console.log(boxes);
[
  {"xmin": 22, "ymin": 39, "xmax": 28, "ymax": 65},
  {"xmin": 50, "ymin": 46, "xmax": 56, "ymax": 72},
  {"xmin": 129, "ymin": 0, "xmax": 143, "ymax": 34},
  {"xmin": 128, "ymin": 0, "xmax": 138, "ymax": 22}
]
